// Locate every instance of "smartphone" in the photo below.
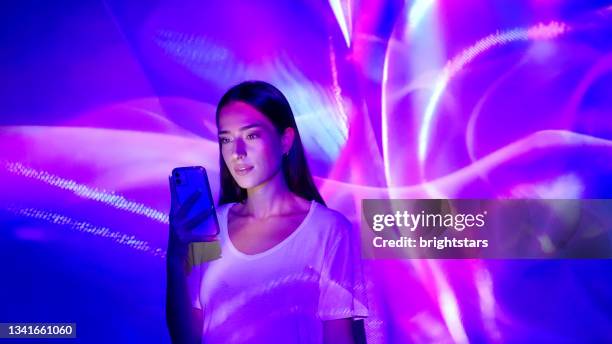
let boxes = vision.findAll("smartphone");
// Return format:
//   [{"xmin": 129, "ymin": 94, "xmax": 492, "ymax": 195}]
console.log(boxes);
[{"xmin": 170, "ymin": 166, "xmax": 220, "ymax": 238}]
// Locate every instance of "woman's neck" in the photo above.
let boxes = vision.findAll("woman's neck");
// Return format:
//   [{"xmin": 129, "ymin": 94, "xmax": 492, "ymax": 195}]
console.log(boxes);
[{"xmin": 242, "ymin": 169, "xmax": 297, "ymax": 219}]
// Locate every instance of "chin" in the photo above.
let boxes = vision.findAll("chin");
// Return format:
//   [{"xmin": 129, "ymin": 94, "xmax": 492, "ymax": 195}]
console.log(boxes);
[
  {"xmin": 233, "ymin": 174, "xmax": 273, "ymax": 190},
  {"xmin": 236, "ymin": 181, "xmax": 255, "ymax": 189},
  {"xmin": 233, "ymin": 176, "xmax": 260, "ymax": 189}
]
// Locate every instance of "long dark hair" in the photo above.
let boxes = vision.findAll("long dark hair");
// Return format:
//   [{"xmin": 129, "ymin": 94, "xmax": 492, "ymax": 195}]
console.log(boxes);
[{"xmin": 215, "ymin": 81, "xmax": 326, "ymax": 207}]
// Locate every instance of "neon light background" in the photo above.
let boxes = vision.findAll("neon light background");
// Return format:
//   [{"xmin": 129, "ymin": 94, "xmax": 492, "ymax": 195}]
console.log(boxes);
[{"xmin": 1, "ymin": 0, "xmax": 612, "ymax": 342}]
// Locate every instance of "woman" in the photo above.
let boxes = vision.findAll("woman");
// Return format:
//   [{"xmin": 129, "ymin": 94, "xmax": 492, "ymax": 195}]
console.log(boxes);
[{"xmin": 166, "ymin": 81, "xmax": 368, "ymax": 343}]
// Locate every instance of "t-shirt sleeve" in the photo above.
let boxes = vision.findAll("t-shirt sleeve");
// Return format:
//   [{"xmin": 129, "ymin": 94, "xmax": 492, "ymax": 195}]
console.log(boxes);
[
  {"xmin": 318, "ymin": 215, "xmax": 369, "ymax": 321},
  {"xmin": 187, "ymin": 241, "xmax": 222, "ymax": 310}
]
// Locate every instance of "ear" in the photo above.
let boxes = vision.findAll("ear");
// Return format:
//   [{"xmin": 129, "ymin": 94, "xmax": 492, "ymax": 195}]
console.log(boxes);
[{"xmin": 281, "ymin": 127, "xmax": 296, "ymax": 155}]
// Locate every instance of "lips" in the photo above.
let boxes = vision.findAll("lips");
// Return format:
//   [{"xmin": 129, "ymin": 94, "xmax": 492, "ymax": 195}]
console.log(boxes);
[{"xmin": 233, "ymin": 165, "xmax": 254, "ymax": 176}]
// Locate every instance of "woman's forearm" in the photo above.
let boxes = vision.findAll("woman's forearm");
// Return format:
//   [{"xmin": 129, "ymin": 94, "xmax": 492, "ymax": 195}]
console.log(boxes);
[{"xmin": 166, "ymin": 245, "xmax": 202, "ymax": 344}]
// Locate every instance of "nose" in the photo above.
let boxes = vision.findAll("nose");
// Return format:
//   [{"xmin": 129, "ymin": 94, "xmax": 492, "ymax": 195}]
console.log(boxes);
[{"xmin": 232, "ymin": 137, "xmax": 246, "ymax": 160}]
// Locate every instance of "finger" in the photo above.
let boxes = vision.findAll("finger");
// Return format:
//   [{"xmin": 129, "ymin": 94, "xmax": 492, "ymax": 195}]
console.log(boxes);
[
  {"xmin": 187, "ymin": 210, "xmax": 219, "ymax": 243},
  {"xmin": 189, "ymin": 233, "xmax": 219, "ymax": 243},
  {"xmin": 176, "ymin": 190, "xmax": 202, "ymax": 219},
  {"xmin": 184, "ymin": 207, "xmax": 215, "ymax": 231},
  {"xmin": 188, "ymin": 232, "xmax": 219, "ymax": 242},
  {"xmin": 190, "ymin": 233, "xmax": 219, "ymax": 243}
]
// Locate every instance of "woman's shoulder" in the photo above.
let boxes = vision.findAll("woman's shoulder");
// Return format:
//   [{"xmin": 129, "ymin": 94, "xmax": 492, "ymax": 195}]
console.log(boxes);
[
  {"xmin": 309, "ymin": 203, "xmax": 356, "ymax": 252},
  {"xmin": 311, "ymin": 202, "xmax": 353, "ymax": 233}
]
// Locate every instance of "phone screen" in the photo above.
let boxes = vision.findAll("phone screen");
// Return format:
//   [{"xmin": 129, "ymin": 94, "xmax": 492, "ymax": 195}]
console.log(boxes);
[{"xmin": 171, "ymin": 166, "xmax": 220, "ymax": 238}]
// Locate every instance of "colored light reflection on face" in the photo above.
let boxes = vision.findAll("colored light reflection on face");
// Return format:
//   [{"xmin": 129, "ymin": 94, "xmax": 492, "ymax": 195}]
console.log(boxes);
[{"xmin": 217, "ymin": 101, "xmax": 288, "ymax": 190}]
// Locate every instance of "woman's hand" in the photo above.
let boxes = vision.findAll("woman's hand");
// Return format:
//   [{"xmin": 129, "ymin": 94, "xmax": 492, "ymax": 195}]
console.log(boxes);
[
  {"xmin": 168, "ymin": 177, "xmax": 218, "ymax": 259},
  {"xmin": 166, "ymin": 177, "xmax": 211, "ymax": 344}
]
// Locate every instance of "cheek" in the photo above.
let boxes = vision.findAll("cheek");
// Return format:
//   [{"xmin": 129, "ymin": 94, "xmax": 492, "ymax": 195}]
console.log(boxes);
[
  {"xmin": 250, "ymin": 139, "xmax": 282, "ymax": 164},
  {"xmin": 220, "ymin": 145, "xmax": 232, "ymax": 163}
]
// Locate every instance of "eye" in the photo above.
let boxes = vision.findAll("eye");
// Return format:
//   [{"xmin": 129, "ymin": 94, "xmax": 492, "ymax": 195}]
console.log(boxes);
[
  {"xmin": 246, "ymin": 133, "xmax": 259, "ymax": 140},
  {"xmin": 219, "ymin": 137, "xmax": 231, "ymax": 144}
]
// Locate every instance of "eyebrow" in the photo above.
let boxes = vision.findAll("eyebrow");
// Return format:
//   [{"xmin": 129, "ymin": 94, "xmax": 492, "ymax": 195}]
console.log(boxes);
[{"xmin": 218, "ymin": 124, "xmax": 262, "ymax": 135}]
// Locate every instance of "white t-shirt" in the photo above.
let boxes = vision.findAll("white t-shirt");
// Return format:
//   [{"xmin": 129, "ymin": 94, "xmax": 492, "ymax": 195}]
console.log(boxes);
[{"xmin": 187, "ymin": 200, "xmax": 368, "ymax": 344}]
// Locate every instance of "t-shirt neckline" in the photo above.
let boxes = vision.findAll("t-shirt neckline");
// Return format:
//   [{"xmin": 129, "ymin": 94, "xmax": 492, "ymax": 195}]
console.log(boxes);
[{"xmin": 222, "ymin": 199, "xmax": 317, "ymax": 260}]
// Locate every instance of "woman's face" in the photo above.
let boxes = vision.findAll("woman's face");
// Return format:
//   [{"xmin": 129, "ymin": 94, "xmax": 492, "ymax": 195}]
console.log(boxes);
[{"xmin": 217, "ymin": 101, "xmax": 292, "ymax": 190}]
